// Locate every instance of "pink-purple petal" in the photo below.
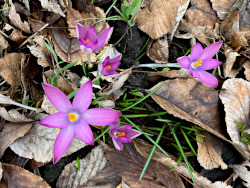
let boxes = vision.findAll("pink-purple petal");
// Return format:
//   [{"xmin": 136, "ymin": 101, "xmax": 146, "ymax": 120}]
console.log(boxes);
[
  {"xmin": 190, "ymin": 42, "xmax": 204, "ymax": 62},
  {"xmin": 177, "ymin": 56, "xmax": 190, "ymax": 69},
  {"xmin": 76, "ymin": 23, "xmax": 87, "ymax": 38},
  {"xmin": 94, "ymin": 27, "xmax": 114, "ymax": 52},
  {"xmin": 127, "ymin": 129, "xmax": 142, "ymax": 139},
  {"xmin": 72, "ymin": 80, "xmax": 93, "ymax": 113},
  {"xmin": 197, "ymin": 58, "xmax": 222, "ymax": 71},
  {"xmin": 39, "ymin": 112, "xmax": 69, "ymax": 128},
  {"xmin": 106, "ymin": 72, "xmax": 120, "ymax": 78},
  {"xmin": 42, "ymin": 83, "xmax": 72, "ymax": 112},
  {"xmin": 80, "ymin": 45, "xmax": 93, "ymax": 54},
  {"xmin": 200, "ymin": 41, "xmax": 223, "ymax": 60},
  {"xmin": 109, "ymin": 118, "xmax": 120, "ymax": 131},
  {"xmin": 118, "ymin": 136, "xmax": 131, "ymax": 143},
  {"xmin": 117, "ymin": 124, "xmax": 132, "ymax": 134},
  {"xmin": 196, "ymin": 70, "xmax": 219, "ymax": 87},
  {"xmin": 74, "ymin": 118, "xmax": 94, "ymax": 145},
  {"xmin": 84, "ymin": 26, "xmax": 98, "ymax": 41},
  {"xmin": 110, "ymin": 54, "xmax": 122, "ymax": 63},
  {"xmin": 112, "ymin": 138, "xmax": 123, "ymax": 150},
  {"xmin": 53, "ymin": 125, "xmax": 75, "ymax": 164},
  {"xmin": 108, "ymin": 61, "xmax": 121, "ymax": 71},
  {"xmin": 189, "ymin": 66, "xmax": 200, "ymax": 78},
  {"xmin": 83, "ymin": 108, "xmax": 122, "ymax": 126}
]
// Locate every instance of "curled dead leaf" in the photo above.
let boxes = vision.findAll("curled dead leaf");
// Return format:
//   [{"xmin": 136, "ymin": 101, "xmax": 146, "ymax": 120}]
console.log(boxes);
[
  {"xmin": 39, "ymin": 0, "xmax": 66, "ymax": 17},
  {"xmin": 0, "ymin": 33, "xmax": 9, "ymax": 57},
  {"xmin": 223, "ymin": 47, "xmax": 241, "ymax": 78},
  {"xmin": 2, "ymin": 24, "xmax": 27, "ymax": 44},
  {"xmin": 57, "ymin": 146, "xmax": 121, "ymax": 187},
  {"xmin": 229, "ymin": 161, "xmax": 250, "ymax": 187},
  {"xmin": 210, "ymin": 0, "xmax": 238, "ymax": 20},
  {"xmin": 136, "ymin": 0, "xmax": 190, "ymax": 39},
  {"xmin": 219, "ymin": 78, "xmax": 250, "ymax": 154},
  {"xmin": 243, "ymin": 60, "xmax": 250, "ymax": 81}
]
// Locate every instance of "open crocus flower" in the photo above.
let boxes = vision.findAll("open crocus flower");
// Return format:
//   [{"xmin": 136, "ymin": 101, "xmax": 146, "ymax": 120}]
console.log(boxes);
[
  {"xmin": 109, "ymin": 118, "xmax": 142, "ymax": 150},
  {"xmin": 39, "ymin": 80, "xmax": 121, "ymax": 163},
  {"xmin": 76, "ymin": 23, "xmax": 113, "ymax": 54},
  {"xmin": 98, "ymin": 54, "xmax": 121, "ymax": 77},
  {"xmin": 177, "ymin": 41, "xmax": 223, "ymax": 87}
]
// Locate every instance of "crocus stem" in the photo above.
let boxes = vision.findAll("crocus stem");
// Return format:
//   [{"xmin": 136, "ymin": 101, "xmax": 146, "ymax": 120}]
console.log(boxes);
[
  {"xmin": 11, "ymin": 101, "xmax": 41, "ymax": 112},
  {"xmin": 87, "ymin": 54, "xmax": 91, "ymax": 65},
  {"xmin": 93, "ymin": 73, "xmax": 102, "ymax": 82},
  {"xmin": 133, "ymin": 63, "xmax": 181, "ymax": 69}
]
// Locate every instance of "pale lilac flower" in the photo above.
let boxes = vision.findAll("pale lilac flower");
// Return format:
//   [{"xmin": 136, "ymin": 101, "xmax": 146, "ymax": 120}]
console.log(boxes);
[
  {"xmin": 109, "ymin": 118, "xmax": 142, "ymax": 150},
  {"xmin": 39, "ymin": 80, "xmax": 121, "ymax": 163},
  {"xmin": 76, "ymin": 23, "xmax": 113, "ymax": 54},
  {"xmin": 98, "ymin": 54, "xmax": 121, "ymax": 77},
  {"xmin": 177, "ymin": 41, "xmax": 223, "ymax": 87}
]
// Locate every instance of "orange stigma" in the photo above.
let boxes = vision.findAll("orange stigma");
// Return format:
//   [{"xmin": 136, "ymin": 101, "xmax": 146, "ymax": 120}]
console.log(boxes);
[
  {"xmin": 194, "ymin": 60, "xmax": 202, "ymax": 67},
  {"xmin": 68, "ymin": 113, "xmax": 77, "ymax": 122},
  {"xmin": 86, "ymin": 39, "xmax": 91, "ymax": 44},
  {"xmin": 106, "ymin": 65, "xmax": 111, "ymax": 70},
  {"xmin": 116, "ymin": 132, "xmax": 126, "ymax": 137}
]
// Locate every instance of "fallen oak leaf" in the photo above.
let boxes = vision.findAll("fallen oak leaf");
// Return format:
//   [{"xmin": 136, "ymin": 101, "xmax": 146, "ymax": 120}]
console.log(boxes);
[{"xmin": 0, "ymin": 163, "xmax": 50, "ymax": 187}]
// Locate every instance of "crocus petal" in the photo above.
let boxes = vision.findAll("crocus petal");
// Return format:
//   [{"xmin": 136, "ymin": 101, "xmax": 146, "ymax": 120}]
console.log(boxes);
[
  {"xmin": 118, "ymin": 136, "xmax": 131, "ymax": 143},
  {"xmin": 84, "ymin": 26, "xmax": 98, "ymax": 42},
  {"xmin": 94, "ymin": 27, "xmax": 114, "ymax": 52},
  {"xmin": 200, "ymin": 41, "xmax": 223, "ymax": 60},
  {"xmin": 101, "ymin": 67, "xmax": 111, "ymax": 76},
  {"xmin": 189, "ymin": 66, "xmax": 200, "ymax": 78},
  {"xmin": 177, "ymin": 56, "xmax": 190, "ymax": 69},
  {"xmin": 74, "ymin": 118, "xmax": 94, "ymax": 145},
  {"xmin": 109, "ymin": 54, "xmax": 122, "ymax": 63},
  {"xmin": 80, "ymin": 45, "xmax": 93, "ymax": 54},
  {"xmin": 127, "ymin": 129, "xmax": 142, "ymax": 139},
  {"xmin": 106, "ymin": 71, "xmax": 120, "ymax": 78},
  {"xmin": 196, "ymin": 70, "xmax": 219, "ymax": 87},
  {"xmin": 117, "ymin": 124, "xmax": 132, "ymax": 134},
  {"xmin": 53, "ymin": 125, "xmax": 74, "ymax": 164},
  {"xmin": 76, "ymin": 23, "xmax": 87, "ymax": 38},
  {"xmin": 79, "ymin": 38, "xmax": 98, "ymax": 49},
  {"xmin": 112, "ymin": 138, "xmax": 124, "ymax": 150},
  {"xmin": 72, "ymin": 80, "xmax": 92, "ymax": 113},
  {"xmin": 83, "ymin": 108, "xmax": 122, "ymax": 126},
  {"xmin": 109, "ymin": 118, "xmax": 120, "ymax": 131},
  {"xmin": 39, "ymin": 112, "xmax": 69, "ymax": 128},
  {"xmin": 197, "ymin": 58, "xmax": 222, "ymax": 71},
  {"xmin": 109, "ymin": 61, "xmax": 121, "ymax": 71},
  {"xmin": 190, "ymin": 42, "xmax": 204, "ymax": 62},
  {"xmin": 42, "ymin": 83, "xmax": 72, "ymax": 112}
]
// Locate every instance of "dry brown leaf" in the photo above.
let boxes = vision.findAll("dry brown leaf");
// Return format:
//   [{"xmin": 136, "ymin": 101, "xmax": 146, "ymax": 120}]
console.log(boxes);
[
  {"xmin": 10, "ymin": 114, "xmax": 87, "ymax": 163},
  {"xmin": 9, "ymin": 0, "xmax": 31, "ymax": 34},
  {"xmin": 197, "ymin": 131, "xmax": 227, "ymax": 170},
  {"xmin": 2, "ymin": 24, "xmax": 27, "ymax": 44},
  {"xmin": 136, "ymin": 0, "xmax": 190, "ymax": 39},
  {"xmin": 229, "ymin": 161, "xmax": 250, "ymax": 187},
  {"xmin": 0, "ymin": 33, "xmax": 9, "ymax": 57},
  {"xmin": 146, "ymin": 37, "xmax": 169, "ymax": 64},
  {"xmin": 57, "ymin": 146, "xmax": 121, "ymax": 188},
  {"xmin": 243, "ymin": 60, "xmax": 250, "ymax": 81},
  {"xmin": 0, "ymin": 53, "xmax": 25, "ymax": 91},
  {"xmin": 39, "ymin": 0, "xmax": 66, "ymax": 17},
  {"xmin": 133, "ymin": 139, "xmax": 232, "ymax": 188},
  {"xmin": 67, "ymin": 7, "xmax": 108, "ymax": 38},
  {"xmin": 223, "ymin": 47, "xmax": 241, "ymax": 78},
  {"xmin": 210, "ymin": 0, "xmax": 237, "ymax": 20},
  {"xmin": 50, "ymin": 28, "xmax": 96, "ymax": 64},
  {"xmin": 0, "ymin": 163, "xmax": 2, "ymax": 181},
  {"xmin": 28, "ymin": 35, "xmax": 51, "ymax": 67},
  {"xmin": 219, "ymin": 78, "xmax": 250, "ymax": 153},
  {"xmin": 102, "ymin": 142, "xmax": 185, "ymax": 188},
  {"xmin": 0, "ymin": 108, "xmax": 33, "ymax": 122},
  {"xmin": 0, "ymin": 163, "xmax": 50, "ymax": 187}
]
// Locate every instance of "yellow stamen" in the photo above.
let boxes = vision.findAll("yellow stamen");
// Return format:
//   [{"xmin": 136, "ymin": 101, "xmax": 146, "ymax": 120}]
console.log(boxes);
[
  {"xmin": 86, "ymin": 39, "xmax": 91, "ymax": 44},
  {"xmin": 194, "ymin": 60, "xmax": 202, "ymax": 67},
  {"xmin": 68, "ymin": 113, "xmax": 77, "ymax": 122},
  {"xmin": 116, "ymin": 132, "xmax": 126, "ymax": 137},
  {"xmin": 106, "ymin": 65, "xmax": 111, "ymax": 70}
]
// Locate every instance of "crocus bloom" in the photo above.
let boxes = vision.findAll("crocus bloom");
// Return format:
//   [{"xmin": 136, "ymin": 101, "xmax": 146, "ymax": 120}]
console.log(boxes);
[
  {"xmin": 76, "ymin": 23, "xmax": 113, "ymax": 54},
  {"xmin": 39, "ymin": 81, "xmax": 121, "ymax": 163},
  {"xmin": 98, "ymin": 54, "xmax": 121, "ymax": 77},
  {"xmin": 109, "ymin": 118, "xmax": 142, "ymax": 150},
  {"xmin": 177, "ymin": 41, "xmax": 223, "ymax": 87}
]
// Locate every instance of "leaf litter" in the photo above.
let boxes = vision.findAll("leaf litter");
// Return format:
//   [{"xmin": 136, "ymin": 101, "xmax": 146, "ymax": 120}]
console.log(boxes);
[{"xmin": 0, "ymin": 0, "xmax": 249, "ymax": 187}]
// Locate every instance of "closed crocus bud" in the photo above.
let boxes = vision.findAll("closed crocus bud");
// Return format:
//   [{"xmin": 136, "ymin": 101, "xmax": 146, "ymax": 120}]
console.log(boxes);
[{"xmin": 96, "ymin": 100, "xmax": 115, "ymax": 108}]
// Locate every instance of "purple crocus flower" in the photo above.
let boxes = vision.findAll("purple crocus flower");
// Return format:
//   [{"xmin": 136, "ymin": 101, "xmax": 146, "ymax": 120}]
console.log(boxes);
[
  {"xmin": 98, "ymin": 54, "xmax": 121, "ymax": 77},
  {"xmin": 76, "ymin": 23, "xmax": 113, "ymax": 54},
  {"xmin": 39, "ymin": 80, "xmax": 121, "ymax": 163},
  {"xmin": 177, "ymin": 41, "xmax": 223, "ymax": 87},
  {"xmin": 109, "ymin": 118, "xmax": 142, "ymax": 150}
]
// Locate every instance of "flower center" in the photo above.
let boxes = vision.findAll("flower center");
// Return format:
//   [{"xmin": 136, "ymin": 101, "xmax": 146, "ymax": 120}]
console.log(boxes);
[
  {"xmin": 106, "ymin": 65, "xmax": 111, "ymax": 70},
  {"xmin": 194, "ymin": 60, "xmax": 202, "ymax": 67},
  {"xmin": 86, "ymin": 39, "xmax": 91, "ymax": 44},
  {"xmin": 68, "ymin": 113, "xmax": 78, "ymax": 122},
  {"xmin": 116, "ymin": 132, "xmax": 126, "ymax": 137}
]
